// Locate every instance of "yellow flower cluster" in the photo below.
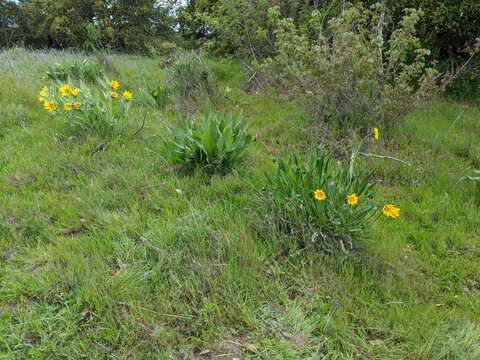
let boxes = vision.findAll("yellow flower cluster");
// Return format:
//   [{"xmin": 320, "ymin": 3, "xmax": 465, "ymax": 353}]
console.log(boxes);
[
  {"xmin": 313, "ymin": 188, "xmax": 400, "ymax": 218},
  {"xmin": 38, "ymin": 84, "xmax": 81, "ymax": 113},
  {"xmin": 110, "ymin": 80, "xmax": 133, "ymax": 102}
]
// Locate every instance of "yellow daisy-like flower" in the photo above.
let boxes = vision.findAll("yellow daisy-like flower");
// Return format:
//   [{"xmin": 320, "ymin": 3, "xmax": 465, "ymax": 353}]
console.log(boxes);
[
  {"xmin": 347, "ymin": 193, "xmax": 359, "ymax": 206},
  {"xmin": 110, "ymin": 80, "xmax": 120, "ymax": 90},
  {"xmin": 44, "ymin": 101, "xmax": 57, "ymax": 113},
  {"xmin": 39, "ymin": 86, "xmax": 48, "ymax": 98},
  {"xmin": 70, "ymin": 87, "xmax": 80, "ymax": 96},
  {"xmin": 64, "ymin": 102, "xmax": 73, "ymax": 111},
  {"xmin": 122, "ymin": 90, "xmax": 133, "ymax": 101},
  {"xmin": 383, "ymin": 204, "xmax": 400, "ymax": 219},
  {"xmin": 111, "ymin": 91, "xmax": 119, "ymax": 99},
  {"xmin": 373, "ymin": 127, "xmax": 379, "ymax": 141},
  {"xmin": 74, "ymin": 101, "xmax": 81, "ymax": 109},
  {"xmin": 59, "ymin": 84, "xmax": 70, "ymax": 97},
  {"xmin": 314, "ymin": 189, "xmax": 327, "ymax": 201}
]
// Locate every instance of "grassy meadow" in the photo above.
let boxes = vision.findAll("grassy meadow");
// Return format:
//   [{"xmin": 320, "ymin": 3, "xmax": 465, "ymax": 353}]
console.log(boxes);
[{"xmin": 0, "ymin": 48, "xmax": 479, "ymax": 359}]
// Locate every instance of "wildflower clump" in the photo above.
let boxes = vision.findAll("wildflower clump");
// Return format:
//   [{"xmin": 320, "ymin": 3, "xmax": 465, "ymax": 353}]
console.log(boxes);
[
  {"xmin": 266, "ymin": 147, "xmax": 400, "ymax": 252},
  {"xmin": 38, "ymin": 79, "xmax": 134, "ymax": 138}
]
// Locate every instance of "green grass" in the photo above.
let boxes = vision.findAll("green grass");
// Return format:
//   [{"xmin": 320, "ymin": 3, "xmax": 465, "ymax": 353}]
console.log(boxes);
[{"xmin": 0, "ymin": 48, "xmax": 479, "ymax": 359}]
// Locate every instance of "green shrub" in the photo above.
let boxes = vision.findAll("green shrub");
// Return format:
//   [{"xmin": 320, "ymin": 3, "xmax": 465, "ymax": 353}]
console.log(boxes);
[
  {"xmin": 167, "ymin": 52, "xmax": 218, "ymax": 107},
  {"xmin": 166, "ymin": 107, "xmax": 252, "ymax": 172},
  {"xmin": 38, "ymin": 77, "xmax": 134, "ymax": 138},
  {"xmin": 46, "ymin": 60, "xmax": 105, "ymax": 82},
  {"xmin": 266, "ymin": 148, "xmax": 379, "ymax": 252},
  {"xmin": 261, "ymin": 4, "xmax": 438, "ymax": 130}
]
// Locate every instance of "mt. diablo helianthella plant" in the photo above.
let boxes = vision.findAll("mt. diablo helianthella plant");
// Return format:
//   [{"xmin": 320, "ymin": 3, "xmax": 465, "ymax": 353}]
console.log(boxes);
[
  {"xmin": 38, "ymin": 78, "xmax": 135, "ymax": 138},
  {"xmin": 267, "ymin": 147, "xmax": 401, "ymax": 252}
]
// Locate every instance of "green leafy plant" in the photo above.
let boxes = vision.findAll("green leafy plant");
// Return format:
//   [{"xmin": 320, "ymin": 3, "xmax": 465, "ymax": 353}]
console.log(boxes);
[
  {"xmin": 266, "ymin": 147, "xmax": 378, "ymax": 252},
  {"xmin": 149, "ymin": 82, "xmax": 170, "ymax": 109},
  {"xmin": 166, "ymin": 107, "xmax": 252, "ymax": 172},
  {"xmin": 46, "ymin": 60, "xmax": 105, "ymax": 82},
  {"xmin": 457, "ymin": 170, "xmax": 480, "ymax": 205},
  {"xmin": 38, "ymin": 78, "xmax": 134, "ymax": 138},
  {"xmin": 167, "ymin": 52, "xmax": 218, "ymax": 107}
]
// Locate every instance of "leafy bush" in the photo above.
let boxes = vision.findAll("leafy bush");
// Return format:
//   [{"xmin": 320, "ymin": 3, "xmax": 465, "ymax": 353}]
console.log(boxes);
[
  {"xmin": 46, "ymin": 60, "xmax": 105, "ymax": 82},
  {"xmin": 266, "ymin": 147, "xmax": 379, "ymax": 252},
  {"xmin": 38, "ymin": 78, "xmax": 134, "ymax": 138},
  {"xmin": 261, "ymin": 4, "xmax": 439, "ymax": 130},
  {"xmin": 166, "ymin": 107, "xmax": 252, "ymax": 172},
  {"xmin": 167, "ymin": 52, "xmax": 218, "ymax": 107}
]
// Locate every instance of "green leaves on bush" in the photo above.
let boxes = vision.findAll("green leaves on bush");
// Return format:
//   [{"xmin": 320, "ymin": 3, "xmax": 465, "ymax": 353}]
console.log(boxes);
[
  {"xmin": 46, "ymin": 60, "xmax": 105, "ymax": 82},
  {"xmin": 166, "ymin": 107, "xmax": 252, "ymax": 172},
  {"xmin": 266, "ymin": 148, "xmax": 378, "ymax": 252}
]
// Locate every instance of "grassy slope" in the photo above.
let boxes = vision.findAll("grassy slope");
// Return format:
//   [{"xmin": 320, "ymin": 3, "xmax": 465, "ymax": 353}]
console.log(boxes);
[{"xmin": 0, "ymin": 48, "xmax": 479, "ymax": 359}]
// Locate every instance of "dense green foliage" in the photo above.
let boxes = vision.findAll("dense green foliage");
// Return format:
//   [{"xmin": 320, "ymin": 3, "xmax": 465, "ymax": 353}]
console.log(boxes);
[
  {"xmin": 262, "ymin": 5, "xmax": 438, "ymax": 128},
  {"xmin": 166, "ymin": 107, "xmax": 252, "ymax": 172},
  {"xmin": 267, "ymin": 147, "xmax": 377, "ymax": 252},
  {"xmin": 0, "ymin": 0, "xmax": 177, "ymax": 52}
]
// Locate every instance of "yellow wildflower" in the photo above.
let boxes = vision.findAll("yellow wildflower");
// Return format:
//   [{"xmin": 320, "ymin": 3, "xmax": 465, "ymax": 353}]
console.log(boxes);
[
  {"xmin": 110, "ymin": 80, "xmax": 120, "ymax": 90},
  {"xmin": 70, "ymin": 87, "xmax": 80, "ymax": 96},
  {"xmin": 111, "ymin": 91, "xmax": 119, "ymax": 98},
  {"xmin": 383, "ymin": 204, "xmax": 400, "ymax": 219},
  {"xmin": 314, "ymin": 189, "xmax": 327, "ymax": 201},
  {"xmin": 38, "ymin": 97, "xmax": 46, "ymax": 103},
  {"xmin": 59, "ymin": 84, "xmax": 70, "ymax": 97},
  {"xmin": 64, "ymin": 102, "xmax": 73, "ymax": 111},
  {"xmin": 122, "ymin": 90, "xmax": 133, "ymax": 101},
  {"xmin": 373, "ymin": 127, "xmax": 379, "ymax": 141},
  {"xmin": 347, "ymin": 193, "xmax": 359, "ymax": 206},
  {"xmin": 74, "ymin": 101, "xmax": 81, "ymax": 109},
  {"xmin": 44, "ymin": 101, "xmax": 57, "ymax": 113},
  {"xmin": 39, "ymin": 86, "xmax": 48, "ymax": 98}
]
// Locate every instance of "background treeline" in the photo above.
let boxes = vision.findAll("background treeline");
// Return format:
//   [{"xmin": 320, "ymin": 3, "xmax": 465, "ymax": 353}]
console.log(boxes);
[
  {"xmin": 0, "ymin": 0, "xmax": 178, "ymax": 52},
  {"xmin": 1, "ymin": 0, "xmax": 479, "ymax": 96}
]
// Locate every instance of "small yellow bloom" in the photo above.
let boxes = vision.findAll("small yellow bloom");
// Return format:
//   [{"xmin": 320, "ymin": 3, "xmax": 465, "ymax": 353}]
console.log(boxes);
[
  {"xmin": 59, "ymin": 84, "xmax": 70, "ymax": 97},
  {"xmin": 373, "ymin": 127, "xmax": 379, "ymax": 141},
  {"xmin": 44, "ymin": 101, "xmax": 57, "ymax": 113},
  {"xmin": 70, "ymin": 87, "xmax": 80, "ymax": 96},
  {"xmin": 111, "ymin": 91, "xmax": 119, "ymax": 98},
  {"xmin": 38, "ymin": 97, "xmax": 46, "ymax": 103},
  {"xmin": 110, "ymin": 80, "xmax": 120, "ymax": 90},
  {"xmin": 383, "ymin": 204, "xmax": 400, "ymax": 219},
  {"xmin": 122, "ymin": 90, "xmax": 133, "ymax": 101},
  {"xmin": 64, "ymin": 102, "xmax": 73, "ymax": 111},
  {"xmin": 74, "ymin": 101, "xmax": 81, "ymax": 109},
  {"xmin": 39, "ymin": 86, "xmax": 48, "ymax": 98},
  {"xmin": 347, "ymin": 193, "xmax": 359, "ymax": 206},
  {"xmin": 314, "ymin": 189, "xmax": 327, "ymax": 201}
]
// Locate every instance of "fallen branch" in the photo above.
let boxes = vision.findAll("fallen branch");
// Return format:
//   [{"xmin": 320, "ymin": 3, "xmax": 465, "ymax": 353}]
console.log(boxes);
[{"xmin": 359, "ymin": 152, "xmax": 411, "ymax": 166}]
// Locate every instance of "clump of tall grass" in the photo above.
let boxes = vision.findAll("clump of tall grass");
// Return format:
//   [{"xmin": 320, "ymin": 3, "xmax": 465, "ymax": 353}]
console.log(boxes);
[
  {"xmin": 166, "ymin": 107, "xmax": 252, "ymax": 173},
  {"xmin": 167, "ymin": 52, "xmax": 218, "ymax": 108},
  {"xmin": 46, "ymin": 59, "xmax": 105, "ymax": 82}
]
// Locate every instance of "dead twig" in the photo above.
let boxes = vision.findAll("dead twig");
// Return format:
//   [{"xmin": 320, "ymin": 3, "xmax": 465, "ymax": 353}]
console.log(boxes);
[{"xmin": 359, "ymin": 152, "xmax": 411, "ymax": 166}]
